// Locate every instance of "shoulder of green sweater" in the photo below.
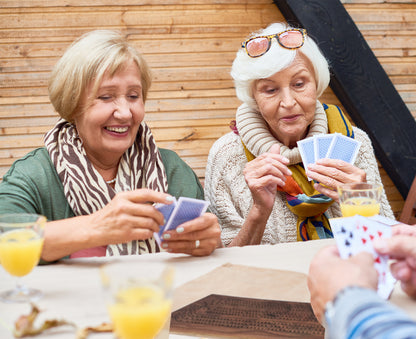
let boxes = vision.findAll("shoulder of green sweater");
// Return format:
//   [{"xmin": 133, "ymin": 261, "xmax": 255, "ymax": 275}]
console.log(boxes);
[
  {"xmin": 158, "ymin": 147, "xmax": 180, "ymax": 161},
  {"xmin": 158, "ymin": 147, "xmax": 194, "ymax": 173},
  {"xmin": 4, "ymin": 147, "xmax": 60, "ymax": 183},
  {"xmin": 2, "ymin": 147, "xmax": 63, "ymax": 200},
  {"xmin": 158, "ymin": 147, "xmax": 204, "ymax": 199},
  {"xmin": 6, "ymin": 147, "xmax": 52, "ymax": 171}
]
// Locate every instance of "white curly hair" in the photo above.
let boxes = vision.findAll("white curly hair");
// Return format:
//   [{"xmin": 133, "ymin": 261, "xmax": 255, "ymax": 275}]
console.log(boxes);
[{"xmin": 231, "ymin": 22, "xmax": 330, "ymax": 109}]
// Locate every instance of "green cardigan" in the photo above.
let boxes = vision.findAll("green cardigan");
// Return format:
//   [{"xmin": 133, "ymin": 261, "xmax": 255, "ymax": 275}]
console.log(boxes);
[{"xmin": 0, "ymin": 147, "xmax": 204, "ymax": 221}]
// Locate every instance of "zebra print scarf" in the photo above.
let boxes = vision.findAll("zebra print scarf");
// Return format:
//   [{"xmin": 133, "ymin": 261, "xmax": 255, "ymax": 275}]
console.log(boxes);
[{"xmin": 44, "ymin": 119, "xmax": 168, "ymax": 256}]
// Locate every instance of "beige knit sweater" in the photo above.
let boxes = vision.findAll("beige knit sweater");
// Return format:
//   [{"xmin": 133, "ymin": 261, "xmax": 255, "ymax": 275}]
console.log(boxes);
[{"xmin": 204, "ymin": 103, "xmax": 395, "ymax": 246}]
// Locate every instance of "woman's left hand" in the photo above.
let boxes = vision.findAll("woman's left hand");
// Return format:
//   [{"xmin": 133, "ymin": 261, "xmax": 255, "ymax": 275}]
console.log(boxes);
[
  {"xmin": 159, "ymin": 212, "xmax": 222, "ymax": 256},
  {"xmin": 306, "ymin": 158, "xmax": 366, "ymax": 201}
]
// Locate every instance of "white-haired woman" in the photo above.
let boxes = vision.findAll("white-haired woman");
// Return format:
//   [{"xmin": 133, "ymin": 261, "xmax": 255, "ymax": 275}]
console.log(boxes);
[
  {"xmin": 0, "ymin": 30, "xmax": 221, "ymax": 261},
  {"xmin": 205, "ymin": 22, "xmax": 394, "ymax": 247}
]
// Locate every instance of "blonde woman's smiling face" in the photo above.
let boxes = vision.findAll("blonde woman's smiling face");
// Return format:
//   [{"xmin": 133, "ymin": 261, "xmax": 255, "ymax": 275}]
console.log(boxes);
[
  {"xmin": 252, "ymin": 54, "xmax": 317, "ymax": 148},
  {"xmin": 74, "ymin": 61, "xmax": 145, "ymax": 168}
]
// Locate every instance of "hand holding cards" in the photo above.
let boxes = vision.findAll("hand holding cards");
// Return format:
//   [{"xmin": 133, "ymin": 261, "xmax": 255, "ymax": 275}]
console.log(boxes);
[
  {"xmin": 297, "ymin": 133, "xmax": 361, "ymax": 180},
  {"xmin": 153, "ymin": 197, "xmax": 209, "ymax": 246},
  {"xmin": 330, "ymin": 215, "xmax": 397, "ymax": 299}
]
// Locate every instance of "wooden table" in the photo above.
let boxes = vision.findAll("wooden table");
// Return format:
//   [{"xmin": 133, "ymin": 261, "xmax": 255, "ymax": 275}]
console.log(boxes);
[{"xmin": 0, "ymin": 239, "xmax": 414, "ymax": 338}]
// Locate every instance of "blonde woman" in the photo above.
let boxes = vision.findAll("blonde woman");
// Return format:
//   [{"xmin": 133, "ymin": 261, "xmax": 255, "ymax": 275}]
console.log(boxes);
[{"xmin": 0, "ymin": 30, "xmax": 221, "ymax": 261}]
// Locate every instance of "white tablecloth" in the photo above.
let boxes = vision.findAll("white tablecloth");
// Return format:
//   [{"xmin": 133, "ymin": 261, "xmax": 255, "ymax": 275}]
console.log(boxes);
[{"xmin": 0, "ymin": 239, "xmax": 414, "ymax": 338}]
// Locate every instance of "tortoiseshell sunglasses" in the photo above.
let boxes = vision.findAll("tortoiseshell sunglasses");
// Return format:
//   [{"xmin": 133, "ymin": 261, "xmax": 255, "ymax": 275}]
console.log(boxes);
[{"xmin": 241, "ymin": 28, "xmax": 307, "ymax": 58}]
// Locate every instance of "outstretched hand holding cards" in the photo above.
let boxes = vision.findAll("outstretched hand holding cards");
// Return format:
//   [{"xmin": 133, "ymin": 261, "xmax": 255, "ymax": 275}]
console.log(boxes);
[
  {"xmin": 297, "ymin": 133, "xmax": 361, "ymax": 180},
  {"xmin": 153, "ymin": 197, "xmax": 209, "ymax": 246},
  {"xmin": 330, "ymin": 215, "xmax": 397, "ymax": 299}
]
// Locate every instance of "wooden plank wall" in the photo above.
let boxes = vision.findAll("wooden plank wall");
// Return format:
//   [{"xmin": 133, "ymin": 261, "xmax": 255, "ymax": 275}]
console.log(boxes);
[
  {"xmin": 0, "ymin": 0, "xmax": 283, "ymax": 179},
  {"xmin": 340, "ymin": 0, "xmax": 416, "ymax": 217},
  {"xmin": 0, "ymin": 0, "xmax": 414, "ymax": 218}
]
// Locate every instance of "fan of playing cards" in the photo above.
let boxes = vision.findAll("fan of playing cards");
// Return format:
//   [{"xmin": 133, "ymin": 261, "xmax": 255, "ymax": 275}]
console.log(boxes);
[
  {"xmin": 330, "ymin": 215, "xmax": 397, "ymax": 299},
  {"xmin": 297, "ymin": 133, "xmax": 361, "ymax": 180},
  {"xmin": 153, "ymin": 197, "xmax": 210, "ymax": 246}
]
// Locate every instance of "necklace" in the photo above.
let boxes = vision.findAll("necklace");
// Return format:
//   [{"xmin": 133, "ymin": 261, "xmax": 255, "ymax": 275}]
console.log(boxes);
[{"xmin": 106, "ymin": 178, "xmax": 117, "ymax": 184}]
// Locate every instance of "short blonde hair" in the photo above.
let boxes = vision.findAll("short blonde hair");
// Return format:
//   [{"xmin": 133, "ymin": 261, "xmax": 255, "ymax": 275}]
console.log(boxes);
[
  {"xmin": 231, "ymin": 22, "xmax": 330, "ymax": 108},
  {"xmin": 48, "ymin": 30, "xmax": 152, "ymax": 122}
]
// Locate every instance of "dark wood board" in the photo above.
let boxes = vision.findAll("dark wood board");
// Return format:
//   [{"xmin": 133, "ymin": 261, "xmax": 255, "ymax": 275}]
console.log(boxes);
[{"xmin": 171, "ymin": 294, "xmax": 324, "ymax": 339}]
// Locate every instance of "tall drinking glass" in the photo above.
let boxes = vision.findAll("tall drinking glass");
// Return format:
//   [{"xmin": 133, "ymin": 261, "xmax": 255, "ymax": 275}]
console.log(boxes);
[
  {"xmin": 0, "ymin": 213, "xmax": 46, "ymax": 303},
  {"xmin": 101, "ymin": 261, "xmax": 174, "ymax": 339},
  {"xmin": 337, "ymin": 183, "xmax": 382, "ymax": 217}
]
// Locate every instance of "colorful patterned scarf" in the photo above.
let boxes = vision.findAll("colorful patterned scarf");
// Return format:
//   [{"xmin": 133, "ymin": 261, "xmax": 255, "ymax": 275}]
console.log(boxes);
[
  {"xmin": 44, "ymin": 119, "xmax": 168, "ymax": 256},
  {"xmin": 239, "ymin": 102, "xmax": 354, "ymax": 241}
]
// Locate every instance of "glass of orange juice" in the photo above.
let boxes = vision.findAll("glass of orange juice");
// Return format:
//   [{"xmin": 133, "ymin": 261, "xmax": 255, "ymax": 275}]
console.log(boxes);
[
  {"xmin": 337, "ymin": 182, "xmax": 382, "ymax": 217},
  {"xmin": 0, "ymin": 213, "xmax": 46, "ymax": 303},
  {"xmin": 101, "ymin": 261, "xmax": 174, "ymax": 339}
]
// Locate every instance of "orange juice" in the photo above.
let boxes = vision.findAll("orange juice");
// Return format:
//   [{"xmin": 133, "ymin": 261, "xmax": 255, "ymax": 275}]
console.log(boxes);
[
  {"xmin": 0, "ymin": 229, "xmax": 44, "ymax": 277},
  {"xmin": 340, "ymin": 197, "xmax": 380, "ymax": 217},
  {"xmin": 108, "ymin": 286, "xmax": 171, "ymax": 339}
]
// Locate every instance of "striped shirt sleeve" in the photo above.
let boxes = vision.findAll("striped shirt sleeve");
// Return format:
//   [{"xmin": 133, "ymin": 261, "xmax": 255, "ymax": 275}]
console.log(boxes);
[{"xmin": 326, "ymin": 287, "xmax": 416, "ymax": 339}]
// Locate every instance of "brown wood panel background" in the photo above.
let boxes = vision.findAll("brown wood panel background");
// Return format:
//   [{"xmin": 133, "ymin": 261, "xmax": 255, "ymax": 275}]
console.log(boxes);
[
  {"xmin": 341, "ymin": 0, "xmax": 416, "ymax": 217},
  {"xmin": 0, "ymin": 0, "xmax": 414, "ymax": 218}
]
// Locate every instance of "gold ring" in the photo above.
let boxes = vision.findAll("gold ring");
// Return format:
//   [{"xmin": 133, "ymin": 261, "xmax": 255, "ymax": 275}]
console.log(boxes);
[{"xmin": 195, "ymin": 240, "xmax": 200, "ymax": 249}]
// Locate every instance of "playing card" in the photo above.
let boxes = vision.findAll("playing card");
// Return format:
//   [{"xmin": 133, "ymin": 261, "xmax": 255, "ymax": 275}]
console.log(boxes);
[
  {"xmin": 297, "ymin": 137, "xmax": 315, "ymax": 180},
  {"xmin": 154, "ymin": 198, "xmax": 177, "ymax": 238},
  {"xmin": 314, "ymin": 134, "xmax": 334, "ymax": 162},
  {"xmin": 379, "ymin": 270, "xmax": 397, "ymax": 299},
  {"xmin": 353, "ymin": 216, "xmax": 396, "ymax": 298},
  {"xmin": 154, "ymin": 197, "xmax": 209, "ymax": 246},
  {"xmin": 326, "ymin": 133, "xmax": 361, "ymax": 164},
  {"xmin": 164, "ymin": 197, "xmax": 210, "ymax": 232},
  {"xmin": 330, "ymin": 216, "xmax": 358, "ymax": 258},
  {"xmin": 354, "ymin": 215, "xmax": 391, "ymax": 254},
  {"xmin": 369, "ymin": 214, "xmax": 399, "ymax": 226},
  {"xmin": 330, "ymin": 215, "xmax": 396, "ymax": 299}
]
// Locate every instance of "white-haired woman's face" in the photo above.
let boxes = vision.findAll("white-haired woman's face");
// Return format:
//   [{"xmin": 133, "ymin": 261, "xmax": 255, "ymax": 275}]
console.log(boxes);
[{"xmin": 252, "ymin": 54, "xmax": 317, "ymax": 148}]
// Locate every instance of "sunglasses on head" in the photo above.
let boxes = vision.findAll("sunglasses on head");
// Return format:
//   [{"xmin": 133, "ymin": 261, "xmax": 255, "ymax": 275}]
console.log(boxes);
[{"xmin": 241, "ymin": 28, "xmax": 307, "ymax": 58}]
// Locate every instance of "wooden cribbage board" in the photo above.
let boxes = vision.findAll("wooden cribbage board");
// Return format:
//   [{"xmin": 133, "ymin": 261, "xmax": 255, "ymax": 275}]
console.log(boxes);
[{"xmin": 170, "ymin": 294, "xmax": 324, "ymax": 339}]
